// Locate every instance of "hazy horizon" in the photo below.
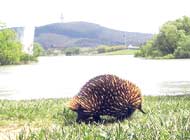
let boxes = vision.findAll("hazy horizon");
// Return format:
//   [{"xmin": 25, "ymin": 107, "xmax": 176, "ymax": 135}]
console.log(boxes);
[{"xmin": 0, "ymin": 0, "xmax": 190, "ymax": 33}]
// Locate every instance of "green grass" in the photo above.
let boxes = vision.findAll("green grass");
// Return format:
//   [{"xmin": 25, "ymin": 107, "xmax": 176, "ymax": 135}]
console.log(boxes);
[
  {"xmin": 103, "ymin": 49, "xmax": 139, "ymax": 55},
  {"xmin": 0, "ymin": 96, "xmax": 190, "ymax": 140}
]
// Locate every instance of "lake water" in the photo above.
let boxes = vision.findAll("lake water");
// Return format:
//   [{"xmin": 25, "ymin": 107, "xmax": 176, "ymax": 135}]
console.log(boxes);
[{"xmin": 0, "ymin": 55, "xmax": 190, "ymax": 100}]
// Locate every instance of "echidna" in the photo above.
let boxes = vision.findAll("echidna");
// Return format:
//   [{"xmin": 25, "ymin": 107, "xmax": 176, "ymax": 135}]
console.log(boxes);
[{"xmin": 68, "ymin": 74, "xmax": 145, "ymax": 123}]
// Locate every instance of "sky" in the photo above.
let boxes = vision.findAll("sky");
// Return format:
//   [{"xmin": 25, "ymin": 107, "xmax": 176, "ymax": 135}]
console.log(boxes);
[{"xmin": 0, "ymin": 0, "xmax": 190, "ymax": 33}]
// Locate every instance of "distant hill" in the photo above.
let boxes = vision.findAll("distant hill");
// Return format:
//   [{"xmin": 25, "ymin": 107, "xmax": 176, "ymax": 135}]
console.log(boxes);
[{"xmin": 14, "ymin": 22, "xmax": 153, "ymax": 49}]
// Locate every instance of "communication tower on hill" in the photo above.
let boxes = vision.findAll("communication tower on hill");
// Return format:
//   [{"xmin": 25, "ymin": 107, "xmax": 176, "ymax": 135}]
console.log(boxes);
[{"xmin": 60, "ymin": 13, "xmax": 64, "ymax": 23}]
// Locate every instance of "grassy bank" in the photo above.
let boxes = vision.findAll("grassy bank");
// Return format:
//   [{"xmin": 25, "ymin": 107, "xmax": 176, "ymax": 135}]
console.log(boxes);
[
  {"xmin": 0, "ymin": 96, "xmax": 190, "ymax": 140},
  {"xmin": 103, "ymin": 49, "xmax": 139, "ymax": 55}
]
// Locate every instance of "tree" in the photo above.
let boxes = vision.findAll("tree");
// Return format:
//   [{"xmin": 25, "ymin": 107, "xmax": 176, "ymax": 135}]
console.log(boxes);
[
  {"xmin": 135, "ymin": 16, "xmax": 190, "ymax": 59},
  {"xmin": 65, "ymin": 47, "xmax": 80, "ymax": 56},
  {"xmin": 174, "ymin": 36, "xmax": 190, "ymax": 58},
  {"xmin": 33, "ymin": 42, "xmax": 44, "ymax": 57},
  {"xmin": 0, "ymin": 22, "xmax": 44, "ymax": 65},
  {"xmin": 0, "ymin": 24, "xmax": 22, "ymax": 65},
  {"xmin": 154, "ymin": 23, "xmax": 179, "ymax": 55},
  {"xmin": 174, "ymin": 16, "xmax": 190, "ymax": 35},
  {"xmin": 97, "ymin": 46, "xmax": 106, "ymax": 53}
]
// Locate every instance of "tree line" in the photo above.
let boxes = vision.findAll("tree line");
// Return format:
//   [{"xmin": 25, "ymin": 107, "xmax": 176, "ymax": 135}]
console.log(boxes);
[
  {"xmin": 44, "ymin": 45, "xmax": 129, "ymax": 56},
  {"xmin": 135, "ymin": 16, "xmax": 190, "ymax": 59}
]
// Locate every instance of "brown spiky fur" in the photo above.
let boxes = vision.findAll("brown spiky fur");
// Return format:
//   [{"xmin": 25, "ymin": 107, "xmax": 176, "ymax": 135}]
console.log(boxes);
[{"xmin": 68, "ymin": 74, "xmax": 145, "ymax": 123}]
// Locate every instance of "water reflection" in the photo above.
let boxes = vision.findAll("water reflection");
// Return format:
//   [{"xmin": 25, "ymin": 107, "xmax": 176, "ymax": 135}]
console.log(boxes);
[
  {"xmin": 0, "ymin": 55, "xmax": 190, "ymax": 100},
  {"xmin": 160, "ymin": 81, "xmax": 190, "ymax": 95}
]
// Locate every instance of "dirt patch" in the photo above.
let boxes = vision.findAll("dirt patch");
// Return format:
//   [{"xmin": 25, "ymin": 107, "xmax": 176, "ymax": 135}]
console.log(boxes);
[{"xmin": 0, "ymin": 125, "xmax": 31, "ymax": 140}]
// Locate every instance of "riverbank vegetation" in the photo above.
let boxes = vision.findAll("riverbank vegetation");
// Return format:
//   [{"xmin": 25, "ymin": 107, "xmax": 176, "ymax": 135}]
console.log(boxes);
[
  {"xmin": 0, "ymin": 95, "xmax": 190, "ymax": 139},
  {"xmin": 0, "ymin": 23, "xmax": 44, "ymax": 65},
  {"xmin": 135, "ymin": 16, "xmax": 190, "ymax": 59},
  {"xmin": 44, "ymin": 45, "xmax": 138, "ymax": 56}
]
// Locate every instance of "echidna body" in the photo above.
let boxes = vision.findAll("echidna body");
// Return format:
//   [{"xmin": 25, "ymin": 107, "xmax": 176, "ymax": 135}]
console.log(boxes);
[{"xmin": 68, "ymin": 74, "xmax": 145, "ymax": 123}]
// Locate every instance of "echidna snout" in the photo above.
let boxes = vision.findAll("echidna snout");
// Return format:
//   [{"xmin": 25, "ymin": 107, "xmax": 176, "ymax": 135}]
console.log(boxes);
[{"xmin": 138, "ymin": 105, "xmax": 146, "ymax": 114}]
